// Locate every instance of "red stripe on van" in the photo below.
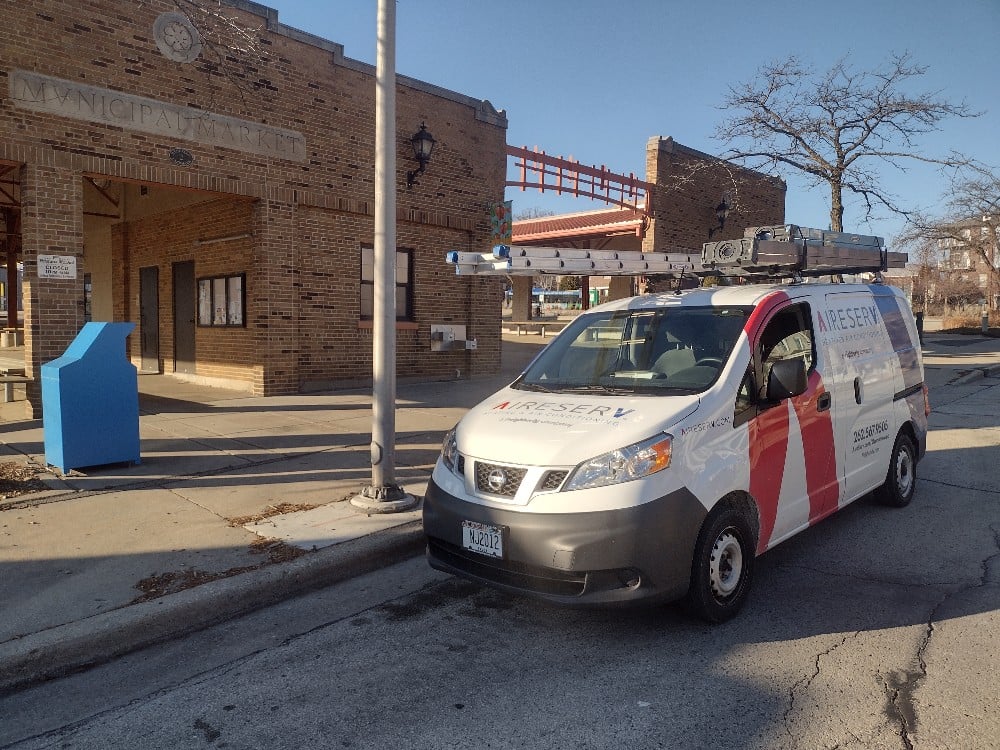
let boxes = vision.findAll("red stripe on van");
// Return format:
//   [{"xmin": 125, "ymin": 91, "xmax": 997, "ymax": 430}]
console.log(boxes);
[
  {"xmin": 791, "ymin": 370, "xmax": 840, "ymax": 523},
  {"xmin": 749, "ymin": 400, "xmax": 789, "ymax": 554},
  {"xmin": 743, "ymin": 291, "xmax": 789, "ymax": 343}
]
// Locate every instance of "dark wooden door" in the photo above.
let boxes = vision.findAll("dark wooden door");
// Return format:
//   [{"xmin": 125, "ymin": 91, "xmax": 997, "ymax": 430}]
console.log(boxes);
[
  {"xmin": 139, "ymin": 266, "xmax": 160, "ymax": 373},
  {"xmin": 173, "ymin": 261, "xmax": 196, "ymax": 374}
]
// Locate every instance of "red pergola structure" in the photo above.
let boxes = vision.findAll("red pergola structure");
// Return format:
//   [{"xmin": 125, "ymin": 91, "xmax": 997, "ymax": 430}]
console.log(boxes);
[
  {"xmin": 505, "ymin": 146, "xmax": 657, "ymax": 312},
  {"xmin": 506, "ymin": 145, "xmax": 654, "ymax": 218}
]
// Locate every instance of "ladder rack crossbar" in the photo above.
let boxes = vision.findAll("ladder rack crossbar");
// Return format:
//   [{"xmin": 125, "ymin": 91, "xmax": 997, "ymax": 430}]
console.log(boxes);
[{"xmin": 445, "ymin": 225, "xmax": 906, "ymax": 278}]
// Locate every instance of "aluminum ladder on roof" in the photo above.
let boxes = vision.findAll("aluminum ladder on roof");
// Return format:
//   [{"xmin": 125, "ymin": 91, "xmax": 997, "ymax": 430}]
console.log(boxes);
[{"xmin": 444, "ymin": 224, "xmax": 907, "ymax": 278}]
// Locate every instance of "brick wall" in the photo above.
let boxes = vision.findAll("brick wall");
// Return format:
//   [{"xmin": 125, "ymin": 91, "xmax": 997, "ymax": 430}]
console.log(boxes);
[
  {"xmin": 1, "ymin": 0, "xmax": 508, "ymax": 399},
  {"xmin": 122, "ymin": 198, "xmax": 256, "ymax": 384},
  {"xmin": 643, "ymin": 137, "xmax": 786, "ymax": 254},
  {"xmin": 20, "ymin": 163, "xmax": 85, "ymax": 416}
]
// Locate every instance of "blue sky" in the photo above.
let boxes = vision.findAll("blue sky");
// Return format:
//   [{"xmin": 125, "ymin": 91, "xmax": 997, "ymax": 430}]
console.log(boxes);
[{"xmin": 264, "ymin": 0, "xmax": 999, "ymax": 244}]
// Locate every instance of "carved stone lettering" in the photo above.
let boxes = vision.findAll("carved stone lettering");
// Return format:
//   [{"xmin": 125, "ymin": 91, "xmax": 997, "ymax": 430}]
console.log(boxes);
[{"xmin": 9, "ymin": 70, "xmax": 307, "ymax": 162}]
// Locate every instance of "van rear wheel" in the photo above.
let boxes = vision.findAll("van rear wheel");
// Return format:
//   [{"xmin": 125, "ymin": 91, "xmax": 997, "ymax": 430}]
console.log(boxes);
[
  {"xmin": 685, "ymin": 505, "xmax": 755, "ymax": 623},
  {"xmin": 875, "ymin": 433, "xmax": 916, "ymax": 508}
]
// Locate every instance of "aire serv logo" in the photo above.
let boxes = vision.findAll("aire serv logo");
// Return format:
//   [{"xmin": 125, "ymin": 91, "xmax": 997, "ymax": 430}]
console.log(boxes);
[
  {"xmin": 491, "ymin": 400, "xmax": 634, "ymax": 419},
  {"xmin": 489, "ymin": 400, "xmax": 635, "ymax": 428},
  {"xmin": 815, "ymin": 304, "xmax": 880, "ymax": 333}
]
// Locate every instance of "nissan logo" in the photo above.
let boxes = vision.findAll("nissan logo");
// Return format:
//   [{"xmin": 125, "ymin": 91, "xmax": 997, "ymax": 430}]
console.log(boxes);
[{"xmin": 486, "ymin": 468, "xmax": 507, "ymax": 493}]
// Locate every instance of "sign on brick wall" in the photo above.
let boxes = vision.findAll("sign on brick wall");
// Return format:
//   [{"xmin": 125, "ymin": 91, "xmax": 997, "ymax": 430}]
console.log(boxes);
[{"xmin": 37, "ymin": 254, "xmax": 77, "ymax": 280}]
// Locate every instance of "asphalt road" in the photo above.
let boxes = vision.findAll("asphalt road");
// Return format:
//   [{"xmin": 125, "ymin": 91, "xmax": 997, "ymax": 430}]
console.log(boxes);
[{"xmin": 1, "ymin": 364, "xmax": 997, "ymax": 749}]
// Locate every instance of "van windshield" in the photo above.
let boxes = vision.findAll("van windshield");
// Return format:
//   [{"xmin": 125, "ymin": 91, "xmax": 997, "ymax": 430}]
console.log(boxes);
[{"xmin": 513, "ymin": 306, "xmax": 752, "ymax": 395}]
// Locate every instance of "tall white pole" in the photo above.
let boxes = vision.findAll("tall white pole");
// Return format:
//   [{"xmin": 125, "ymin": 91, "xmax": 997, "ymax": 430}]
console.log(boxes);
[{"xmin": 351, "ymin": 0, "xmax": 416, "ymax": 512}]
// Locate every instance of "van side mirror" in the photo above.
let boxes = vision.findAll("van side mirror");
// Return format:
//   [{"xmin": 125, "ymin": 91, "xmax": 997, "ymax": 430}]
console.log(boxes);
[{"xmin": 766, "ymin": 357, "xmax": 807, "ymax": 400}]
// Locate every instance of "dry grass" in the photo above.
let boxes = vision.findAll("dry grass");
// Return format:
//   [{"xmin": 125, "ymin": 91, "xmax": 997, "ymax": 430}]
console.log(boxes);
[{"xmin": 0, "ymin": 462, "xmax": 48, "ymax": 499}]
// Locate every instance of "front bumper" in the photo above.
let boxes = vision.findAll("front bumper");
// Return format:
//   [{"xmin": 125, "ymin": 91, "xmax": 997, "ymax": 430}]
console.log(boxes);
[{"xmin": 422, "ymin": 477, "xmax": 706, "ymax": 606}]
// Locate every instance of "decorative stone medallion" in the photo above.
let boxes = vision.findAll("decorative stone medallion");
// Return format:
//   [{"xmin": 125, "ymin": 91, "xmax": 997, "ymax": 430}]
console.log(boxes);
[
  {"xmin": 169, "ymin": 148, "xmax": 194, "ymax": 166},
  {"xmin": 153, "ymin": 11, "xmax": 202, "ymax": 64}
]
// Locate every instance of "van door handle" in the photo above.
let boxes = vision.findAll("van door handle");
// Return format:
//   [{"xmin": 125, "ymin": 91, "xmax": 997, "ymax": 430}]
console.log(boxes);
[
  {"xmin": 817, "ymin": 393, "xmax": 831, "ymax": 412},
  {"xmin": 854, "ymin": 377, "xmax": 863, "ymax": 404}
]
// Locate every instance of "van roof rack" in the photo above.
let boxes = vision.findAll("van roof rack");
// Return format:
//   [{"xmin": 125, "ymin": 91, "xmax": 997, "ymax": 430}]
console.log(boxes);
[
  {"xmin": 444, "ymin": 224, "xmax": 907, "ymax": 279},
  {"xmin": 701, "ymin": 225, "xmax": 907, "ymax": 278}
]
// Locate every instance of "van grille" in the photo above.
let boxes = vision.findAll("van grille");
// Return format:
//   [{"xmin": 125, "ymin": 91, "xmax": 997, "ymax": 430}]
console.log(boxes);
[
  {"xmin": 540, "ymin": 470, "xmax": 568, "ymax": 491},
  {"xmin": 474, "ymin": 462, "xmax": 526, "ymax": 497}
]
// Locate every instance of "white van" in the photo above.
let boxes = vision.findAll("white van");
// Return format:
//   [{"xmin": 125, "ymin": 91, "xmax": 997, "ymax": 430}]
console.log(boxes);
[{"xmin": 423, "ymin": 227, "xmax": 929, "ymax": 622}]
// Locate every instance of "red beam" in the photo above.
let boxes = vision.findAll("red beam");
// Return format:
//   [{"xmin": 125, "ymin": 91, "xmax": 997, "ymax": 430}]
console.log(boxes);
[{"xmin": 506, "ymin": 145, "xmax": 654, "ymax": 215}]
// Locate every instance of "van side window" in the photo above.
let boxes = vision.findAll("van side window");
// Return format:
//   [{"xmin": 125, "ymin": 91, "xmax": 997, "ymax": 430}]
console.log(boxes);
[{"xmin": 758, "ymin": 303, "xmax": 814, "ymax": 399}]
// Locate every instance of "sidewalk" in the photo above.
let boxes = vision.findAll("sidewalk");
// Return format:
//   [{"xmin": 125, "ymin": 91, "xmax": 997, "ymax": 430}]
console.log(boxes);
[{"xmin": 1, "ymin": 331, "xmax": 998, "ymax": 692}]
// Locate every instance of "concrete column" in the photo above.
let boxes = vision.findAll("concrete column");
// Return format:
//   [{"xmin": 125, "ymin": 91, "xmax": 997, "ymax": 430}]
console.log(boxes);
[
  {"xmin": 608, "ymin": 276, "xmax": 635, "ymax": 300},
  {"xmin": 511, "ymin": 275, "xmax": 533, "ymax": 321},
  {"xmin": 20, "ymin": 163, "xmax": 85, "ymax": 419},
  {"xmin": 252, "ymin": 199, "xmax": 299, "ymax": 396}
]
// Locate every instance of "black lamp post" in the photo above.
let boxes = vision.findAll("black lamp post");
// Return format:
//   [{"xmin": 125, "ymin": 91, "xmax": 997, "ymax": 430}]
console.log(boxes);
[
  {"xmin": 406, "ymin": 123, "xmax": 435, "ymax": 187},
  {"xmin": 708, "ymin": 195, "xmax": 731, "ymax": 238}
]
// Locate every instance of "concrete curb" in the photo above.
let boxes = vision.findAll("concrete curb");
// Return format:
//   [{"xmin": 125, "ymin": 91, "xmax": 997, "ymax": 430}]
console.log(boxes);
[{"xmin": 0, "ymin": 521, "xmax": 425, "ymax": 694}]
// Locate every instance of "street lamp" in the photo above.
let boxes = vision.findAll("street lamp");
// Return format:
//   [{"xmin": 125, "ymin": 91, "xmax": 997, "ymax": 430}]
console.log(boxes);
[
  {"xmin": 406, "ymin": 123, "xmax": 435, "ymax": 187},
  {"xmin": 708, "ymin": 194, "xmax": 731, "ymax": 238}
]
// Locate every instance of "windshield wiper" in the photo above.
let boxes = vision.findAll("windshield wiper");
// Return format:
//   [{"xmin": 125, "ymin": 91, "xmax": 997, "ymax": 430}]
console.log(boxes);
[
  {"xmin": 517, "ymin": 381, "xmax": 557, "ymax": 393},
  {"xmin": 560, "ymin": 383, "xmax": 635, "ymax": 394}
]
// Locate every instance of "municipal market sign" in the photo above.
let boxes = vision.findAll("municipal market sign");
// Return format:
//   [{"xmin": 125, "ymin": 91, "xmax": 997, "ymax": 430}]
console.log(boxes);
[
  {"xmin": 38, "ymin": 254, "xmax": 77, "ymax": 280},
  {"xmin": 9, "ymin": 70, "xmax": 307, "ymax": 162}
]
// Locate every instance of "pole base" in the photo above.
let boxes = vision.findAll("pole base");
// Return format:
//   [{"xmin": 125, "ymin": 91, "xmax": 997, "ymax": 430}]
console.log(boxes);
[{"xmin": 350, "ymin": 483, "xmax": 419, "ymax": 514}]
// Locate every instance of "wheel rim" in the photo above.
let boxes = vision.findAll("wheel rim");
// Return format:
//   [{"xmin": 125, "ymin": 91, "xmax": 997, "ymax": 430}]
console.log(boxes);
[
  {"xmin": 709, "ymin": 529, "xmax": 743, "ymax": 599},
  {"xmin": 895, "ymin": 445, "xmax": 914, "ymax": 497}
]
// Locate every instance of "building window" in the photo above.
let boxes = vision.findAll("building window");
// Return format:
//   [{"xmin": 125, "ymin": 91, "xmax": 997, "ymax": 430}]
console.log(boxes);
[
  {"xmin": 198, "ymin": 273, "xmax": 245, "ymax": 327},
  {"xmin": 83, "ymin": 273, "xmax": 92, "ymax": 322},
  {"xmin": 360, "ymin": 245, "xmax": 413, "ymax": 320}
]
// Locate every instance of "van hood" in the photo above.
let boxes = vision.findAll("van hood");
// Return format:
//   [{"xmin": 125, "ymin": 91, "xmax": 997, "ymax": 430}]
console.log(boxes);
[{"xmin": 457, "ymin": 387, "xmax": 701, "ymax": 467}]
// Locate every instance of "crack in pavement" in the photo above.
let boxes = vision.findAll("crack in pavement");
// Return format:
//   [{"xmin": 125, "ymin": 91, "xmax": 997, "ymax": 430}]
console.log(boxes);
[
  {"xmin": 782, "ymin": 631, "xmax": 861, "ymax": 742},
  {"xmin": 882, "ymin": 524, "xmax": 1000, "ymax": 749}
]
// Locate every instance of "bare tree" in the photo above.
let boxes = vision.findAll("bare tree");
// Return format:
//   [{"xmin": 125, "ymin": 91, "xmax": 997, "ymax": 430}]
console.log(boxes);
[
  {"xmin": 141, "ymin": 0, "xmax": 266, "ymax": 109},
  {"xmin": 513, "ymin": 207, "xmax": 556, "ymax": 221},
  {"xmin": 716, "ymin": 53, "xmax": 979, "ymax": 231}
]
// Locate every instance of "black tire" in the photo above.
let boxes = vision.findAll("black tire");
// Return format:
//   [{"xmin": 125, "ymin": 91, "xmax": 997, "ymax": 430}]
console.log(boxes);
[
  {"xmin": 875, "ymin": 432, "xmax": 917, "ymax": 508},
  {"xmin": 685, "ymin": 505, "xmax": 756, "ymax": 623}
]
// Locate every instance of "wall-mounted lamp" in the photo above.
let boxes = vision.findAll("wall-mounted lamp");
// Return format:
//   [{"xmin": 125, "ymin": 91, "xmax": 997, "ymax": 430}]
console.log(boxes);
[
  {"xmin": 406, "ymin": 123, "xmax": 436, "ymax": 188},
  {"xmin": 708, "ymin": 194, "xmax": 731, "ymax": 238}
]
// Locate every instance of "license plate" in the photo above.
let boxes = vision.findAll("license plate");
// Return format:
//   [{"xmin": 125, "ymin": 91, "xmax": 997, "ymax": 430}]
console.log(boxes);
[{"xmin": 461, "ymin": 520, "xmax": 504, "ymax": 559}]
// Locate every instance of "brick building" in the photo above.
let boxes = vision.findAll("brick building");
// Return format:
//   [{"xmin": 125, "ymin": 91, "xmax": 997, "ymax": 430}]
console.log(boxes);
[
  {"xmin": 932, "ymin": 218, "xmax": 1000, "ymax": 312},
  {"xmin": 508, "ymin": 137, "xmax": 786, "ymax": 311},
  {"xmin": 642, "ymin": 136, "xmax": 786, "ymax": 256},
  {"xmin": 1, "ymin": 0, "xmax": 507, "ymax": 417}
]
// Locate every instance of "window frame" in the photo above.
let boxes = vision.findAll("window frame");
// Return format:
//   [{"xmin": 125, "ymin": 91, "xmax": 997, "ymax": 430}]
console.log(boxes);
[
  {"xmin": 753, "ymin": 302, "xmax": 815, "ymax": 409},
  {"xmin": 360, "ymin": 244, "xmax": 414, "ymax": 321},
  {"xmin": 197, "ymin": 272, "xmax": 246, "ymax": 328}
]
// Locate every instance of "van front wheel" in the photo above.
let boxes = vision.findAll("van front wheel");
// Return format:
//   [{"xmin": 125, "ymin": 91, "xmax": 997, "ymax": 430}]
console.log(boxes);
[
  {"xmin": 875, "ymin": 433, "xmax": 916, "ymax": 508},
  {"xmin": 685, "ymin": 506, "xmax": 755, "ymax": 623}
]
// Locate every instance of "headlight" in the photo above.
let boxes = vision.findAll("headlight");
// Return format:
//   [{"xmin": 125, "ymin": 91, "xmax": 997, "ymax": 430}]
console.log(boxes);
[
  {"xmin": 441, "ymin": 426, "xmax": 459, "ymax": 473},
  {"xmin": 563, "ymin": 434, "xmax": 672, "ymax": 491}
]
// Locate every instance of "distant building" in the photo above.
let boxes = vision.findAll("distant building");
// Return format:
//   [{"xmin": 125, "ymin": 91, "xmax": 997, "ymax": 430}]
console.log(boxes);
[{"xmin": 932, "ymin": 217, "xmax": 1000, "ymax": 311}]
